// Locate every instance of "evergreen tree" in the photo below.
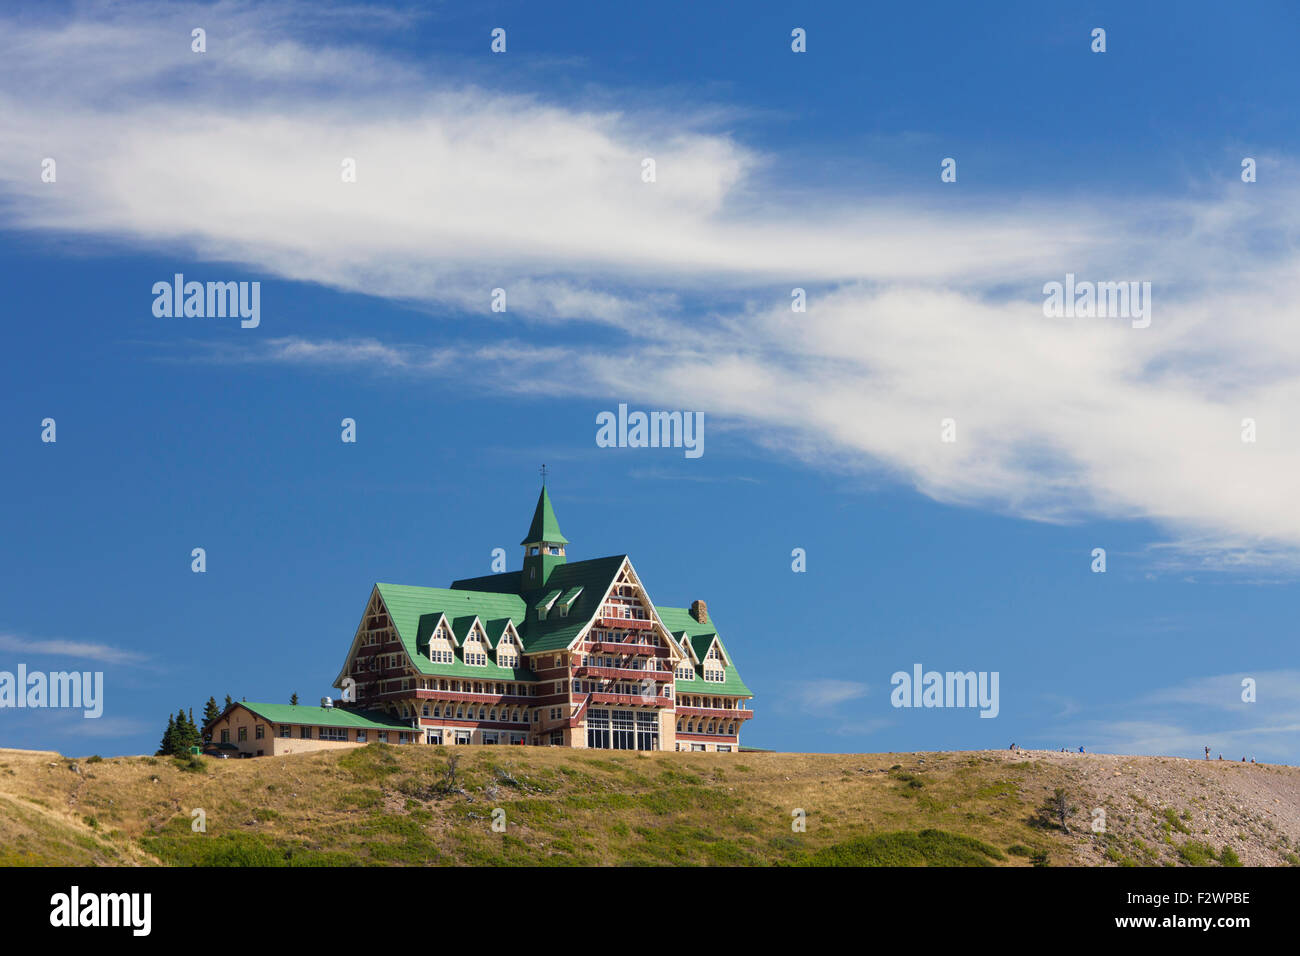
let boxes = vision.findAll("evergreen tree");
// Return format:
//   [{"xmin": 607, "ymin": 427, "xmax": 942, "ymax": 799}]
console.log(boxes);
[
  {"xmin": 202, "ymin": 697, "xmax": 220, "ymax": 743},
  {"xmin": 290, "ymin": 692, "xmax": 299, "ymax": 706},
  {"xmin": 224, "ymin": 694, "xmax": 233, "ymax": 711},
  {"xmin": 169, "ymin": 709, "xmax": 186, "ymax": 754},
  {"xmin": 157, "ymin": 714, "xmax": 176, "ymax": 756},
  {"xmin": 174, "ymin": 707, "xmax": 198, "ymax": 753}
]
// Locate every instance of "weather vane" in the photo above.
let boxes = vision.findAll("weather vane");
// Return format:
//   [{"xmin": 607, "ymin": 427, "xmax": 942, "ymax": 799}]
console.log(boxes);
[{"xmin": 539, "ymin": 463, "xmax": 549, "ymax": 485}]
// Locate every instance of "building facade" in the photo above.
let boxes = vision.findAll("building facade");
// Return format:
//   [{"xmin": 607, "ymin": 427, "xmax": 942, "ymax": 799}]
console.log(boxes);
[
  {"xmin": 204, "ymin": 701, "xmax": 414, "ymax": 757},
  {"xmin": 328, "ymin": 487, "xmax": 755, "ymax": 752}
]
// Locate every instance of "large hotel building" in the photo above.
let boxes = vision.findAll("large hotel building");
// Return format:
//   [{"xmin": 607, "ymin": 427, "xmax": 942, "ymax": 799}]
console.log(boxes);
[{"xmin": 207, "ymin": 487, "xmax": 754, "ymax": 754}]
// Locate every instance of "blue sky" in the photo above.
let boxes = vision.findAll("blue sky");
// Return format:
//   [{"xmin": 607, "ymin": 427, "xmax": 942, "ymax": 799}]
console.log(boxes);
[{"xmin": 2, "ymin": 0, "xmax": 1299, "ymax": 761}]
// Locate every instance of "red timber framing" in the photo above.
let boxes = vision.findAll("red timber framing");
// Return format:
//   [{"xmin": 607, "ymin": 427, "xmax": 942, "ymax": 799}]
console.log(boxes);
[{"xmin": 331, "ymin": 544, "xmax": 753, "ymax": 751}]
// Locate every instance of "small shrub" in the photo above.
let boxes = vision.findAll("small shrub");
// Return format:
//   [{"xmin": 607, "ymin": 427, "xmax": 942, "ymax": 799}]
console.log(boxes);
[{"xmin": 1178, "ymin": 841, "xmax": 1218, "ymax": 866}]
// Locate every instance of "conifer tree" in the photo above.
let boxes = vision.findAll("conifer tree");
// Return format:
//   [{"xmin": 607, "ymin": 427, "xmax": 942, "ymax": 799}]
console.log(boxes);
[
  {"xmin": 290, "ymin": 692, "xmax": 299, "ymax": 706},
  {"xmin": 202, "ymin": 697, "xmax": 220, "ymax": 742},
  {"xmin": 174, "ymin": 707, "xmax": 198, "ymax": 753},
  {"xmin": 157, "ymin": 714, "xmax": 176, "ymax": 756}
]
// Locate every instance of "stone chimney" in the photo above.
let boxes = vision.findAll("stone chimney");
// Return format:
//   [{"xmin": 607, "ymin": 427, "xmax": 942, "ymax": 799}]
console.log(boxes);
[{"xmin": 689, "ymin": 599, "xmax": 708, "ymax": 624}]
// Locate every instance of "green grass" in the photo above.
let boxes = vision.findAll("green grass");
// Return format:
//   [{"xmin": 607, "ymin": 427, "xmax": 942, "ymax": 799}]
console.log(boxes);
[{"xmin": 800, "ymin": 829, "xmax": 1005, "ymax": 867}]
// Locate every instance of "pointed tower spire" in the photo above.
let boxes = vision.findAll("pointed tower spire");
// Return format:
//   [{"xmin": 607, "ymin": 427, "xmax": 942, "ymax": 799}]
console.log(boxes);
[
  {"xmin": 521, "ymin": 485, "xmax": 568, "ymax": 546},
  {"xmin": 521, "ymin": 482, "xmax": 568, "ymax": 588}
]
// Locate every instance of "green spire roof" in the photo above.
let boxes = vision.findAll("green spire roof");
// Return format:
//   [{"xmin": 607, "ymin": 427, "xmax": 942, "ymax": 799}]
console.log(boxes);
[{"xmin": 520, "ymin": 486, "xmax": 569, "ymax": 545}]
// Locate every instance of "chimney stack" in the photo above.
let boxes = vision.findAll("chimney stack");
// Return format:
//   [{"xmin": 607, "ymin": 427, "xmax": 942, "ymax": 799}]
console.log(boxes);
[{"xmin": 689, "ymin": 599, "xmax": 708, "ymax": 624}]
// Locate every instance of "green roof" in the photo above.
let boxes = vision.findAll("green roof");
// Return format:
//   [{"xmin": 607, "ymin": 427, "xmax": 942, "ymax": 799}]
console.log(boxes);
[
  {"xmin": 657, "ymin": 605, "xmax": 753, "ymax": 698},
  {"xmin": 366, "ymin": 583, "xmax": 535, "ymax": 681},
  {"xmin": 237, "ymin": 701, "xmax": 411, "ymax": 730},
  {"xmin": 534, "ymin": 589, "xmax": 562, "ymax": 611},
  {"xmin": 454, "ymin": 554, "xmax": 628, "ymax": 653},
  {"xmin": 483, "ymin": 618, "xmax": 514, "ymax": 648},
  {"xmin": 520, "ymin": 486, "xmax": 568, "ymax": 545}
]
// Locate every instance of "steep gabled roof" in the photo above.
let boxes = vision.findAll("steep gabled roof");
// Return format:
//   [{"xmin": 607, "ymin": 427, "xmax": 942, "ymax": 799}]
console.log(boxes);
[
  {"xmin": 450, "ymin": 615, "xmax": 482, "ymax": 644},
  {"xmin": 483, "ymin": 618, "xmax": 516, "ymax": 649},
  {"xmin": 375, "ymin": 583, "xmax": 534, "ymax": 680},
  {"xmin": 454, "ymin": 554, "xmax": 628, "ymax": 654},
  {"xmin": 520, "ymin": 486, "xmax": 568, "ymax": 545},
  {"xmin": 657, "ymin": 605, "xmax": 753, "ymax": 698}
]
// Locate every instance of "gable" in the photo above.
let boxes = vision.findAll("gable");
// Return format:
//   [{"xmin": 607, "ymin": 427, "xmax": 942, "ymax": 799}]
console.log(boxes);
[{"xmin": 657, "ymin": 605, "xmax": 752, "ymax": 698}]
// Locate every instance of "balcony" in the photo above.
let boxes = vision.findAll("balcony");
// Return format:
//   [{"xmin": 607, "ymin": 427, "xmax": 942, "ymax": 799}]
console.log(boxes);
[
  {"xmin": 371, "ymin": 688, "xmax": 532, "ymax": 706},
  {"xmin": 594, "ymin": 616, "xmax": 653, "ymax": 631},
  {"xmin": 588, "ymin": 641, "xmax": 657, "ymax": 656},
  {"xmin": 576, "ymin": 665, "xmax": 675, "ymax": 682},
  {"xmin": 675, "ymin": 706, "xmax": 754, "ymax": 721},
  {"xmin": 589, "ymin": 691, "xmax": 672, "ymax": 708}
]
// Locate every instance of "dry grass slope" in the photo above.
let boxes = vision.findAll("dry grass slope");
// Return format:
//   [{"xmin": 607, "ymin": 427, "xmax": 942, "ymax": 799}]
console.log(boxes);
[{"xmin": 0, "ymin": 746, "xmax": 1295, "ymax": 867}]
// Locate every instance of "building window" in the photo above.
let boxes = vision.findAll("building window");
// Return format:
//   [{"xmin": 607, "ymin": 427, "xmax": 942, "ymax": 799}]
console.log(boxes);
[
  {"xmin": 377, "ymin": 731, "xmax": 388, "ymax": 743},
  {"xmin": 455, "ymin": 731, "xmax": 471, "ymax": 745},
  {"xmin": 356, "ymin": 731, "xmax": 367, "ymax": 743},
  {"xmin": 319, "ymin": 727, "xmax": 347, "ymax": 741},
  {"xmin": 550, "ymin": 731, "xmax": 563, "ymax": 746},
  {"xmin": 483, "ymin": 732, "xmax": 499, "ymax": 745},
  {"xmin": 255, "ymin": 724, "xmax": 265, "ymax": 739},
  {"xmin": 220, "ymin": 729, "xmax": 229, "ymax": 743},
  {"xmin": 238, "ymin": 727, "xmax": 247, "ymax": 742},
  {"xmin": 279, "ymin": 725, "xmax": 290, "ymax": 738}
]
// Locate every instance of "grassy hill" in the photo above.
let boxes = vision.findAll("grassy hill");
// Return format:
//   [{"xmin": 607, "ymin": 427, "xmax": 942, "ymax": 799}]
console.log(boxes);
[{"xmin": 1, "ymin": 745, "xmax": 1296, "ymax": 866}]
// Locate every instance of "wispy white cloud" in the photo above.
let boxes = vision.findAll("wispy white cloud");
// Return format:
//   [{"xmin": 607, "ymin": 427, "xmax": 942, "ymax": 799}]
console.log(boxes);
[
  {"xmin": 3, "ymin": 1, "xmax": 1300, "ymax": 568},
  {"xmin": 788, "ymin": 680, "xmax": 871, "ymax": 714},
  {"xmin": 0, "ymin": 634, "xmax": 148, "ymax": 666}
]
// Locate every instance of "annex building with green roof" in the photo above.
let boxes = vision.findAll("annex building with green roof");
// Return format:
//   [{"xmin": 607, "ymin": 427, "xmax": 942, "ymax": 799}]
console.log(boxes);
[{"xmin": 318, "ymin": 486, "xmax": 754, "ymax": 752}]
